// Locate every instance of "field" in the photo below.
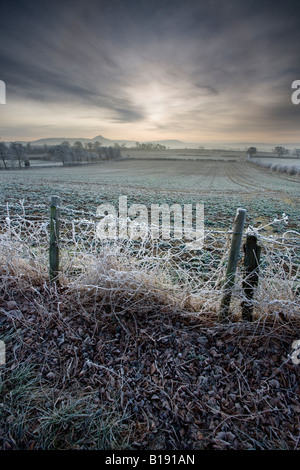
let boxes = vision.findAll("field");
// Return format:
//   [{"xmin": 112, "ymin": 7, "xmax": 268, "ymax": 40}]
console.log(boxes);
[
  {"xmin": 0, "ymin": 151, "xmax": 300, "ymax": 450},
  {"xmin": 1, "ymin": 152, "xmax": 300, "ymax": 225}
]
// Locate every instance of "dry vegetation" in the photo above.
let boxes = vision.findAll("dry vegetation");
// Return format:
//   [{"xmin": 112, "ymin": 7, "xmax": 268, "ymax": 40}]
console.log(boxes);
[
  {"xmin": 0, "ymin": 207, "xmax": 299, "ymax": 450},
  {"xmin": 0, "ymin": 155, "xmax": 299, "ymax": 450}
]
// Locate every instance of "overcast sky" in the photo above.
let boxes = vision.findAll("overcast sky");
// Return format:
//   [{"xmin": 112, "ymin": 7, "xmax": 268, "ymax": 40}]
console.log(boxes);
[{"xmin": 1, "ymin": 0, "xmax": 300, "ymax": 144}]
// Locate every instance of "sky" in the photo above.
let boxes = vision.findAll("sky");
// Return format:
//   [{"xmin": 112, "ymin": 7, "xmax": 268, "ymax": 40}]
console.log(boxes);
[{"xmin": 1, "ymin": 0, "xmax": 300, "ymax": 145}]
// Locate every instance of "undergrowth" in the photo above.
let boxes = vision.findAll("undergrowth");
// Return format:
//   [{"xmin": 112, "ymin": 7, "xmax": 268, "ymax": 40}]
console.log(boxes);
[{"xmin": 0, "ymin": 208, "xmax": 299, "ymax": 449}]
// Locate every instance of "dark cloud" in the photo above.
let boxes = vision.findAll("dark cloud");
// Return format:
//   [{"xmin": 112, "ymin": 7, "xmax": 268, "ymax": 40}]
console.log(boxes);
[
  {"xmin": 194, "ymin": 85, "xmax": 218, "ymax": 96},
  {"xmin": 1, "ymin": 0, "xmax": 300, "ymax": 141}
]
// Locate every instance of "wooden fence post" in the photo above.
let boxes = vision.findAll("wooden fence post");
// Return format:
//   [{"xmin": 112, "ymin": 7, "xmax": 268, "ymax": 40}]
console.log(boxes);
[
  {"xmin": 49, "ymin": 196, "xmax": 61, "ymax": 282},
  {"xmin": 241, "ymin": 234, "xmax": 261, "ymax": 321},
  {"xmin": 219, "ymin": 208, "xmax": 246, "ymax": 322}
]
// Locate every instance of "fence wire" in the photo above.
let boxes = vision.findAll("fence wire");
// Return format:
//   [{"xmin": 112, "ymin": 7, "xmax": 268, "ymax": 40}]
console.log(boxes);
[{"xmin": 0, "ymin": 202, "xmax": 299, "ymax": 319}]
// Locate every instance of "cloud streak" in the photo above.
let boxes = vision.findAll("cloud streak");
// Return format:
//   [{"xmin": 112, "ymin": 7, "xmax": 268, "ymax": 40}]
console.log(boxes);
[{"xmin": 1, "ymin": 0, "xmax": 300, "ymax": 143}]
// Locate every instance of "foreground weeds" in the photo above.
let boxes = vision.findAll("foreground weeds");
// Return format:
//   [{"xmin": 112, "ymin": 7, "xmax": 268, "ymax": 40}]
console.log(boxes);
[
  {"xmin": 0, "ymin": 208, "xmax": 299, "ymax": 449},
  {"xmin": 0, "ymin": 269, "xmax": 299, "ymax": 450}
]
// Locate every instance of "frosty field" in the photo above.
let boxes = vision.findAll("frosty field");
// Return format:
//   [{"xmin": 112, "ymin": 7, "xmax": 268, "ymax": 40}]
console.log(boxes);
[
  {"xmin": 1, "ymin": 154, "xmax": 300, "ymax": 450},
  {"xmin": 1, "ymin": 154, "xmax": 299, "ymax": 230}
]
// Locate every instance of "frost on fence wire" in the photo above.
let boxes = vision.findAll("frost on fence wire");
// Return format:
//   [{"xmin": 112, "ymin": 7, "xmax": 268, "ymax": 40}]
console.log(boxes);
[
  {"xmin": 0, "ymin": 203, "xmax": 299, "ymax": 304},
  {"xmin": 0, "ymin": 202, "xmax": 228, "ymax": 288}
]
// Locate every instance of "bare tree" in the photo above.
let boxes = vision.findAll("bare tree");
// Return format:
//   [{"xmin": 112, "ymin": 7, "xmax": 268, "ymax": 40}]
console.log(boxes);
[
  {"xmin": 93, "ymin": 141, "xmax": 102, "ymax": 160},
  {"xmin": 73, "ymin": 141, "xmax": 83, "ymax": 162},
  {"xmin": 52, "ymin": 143, "xmax": 70, "ymax": 165},
  {"xmin": 274, "ymin": 146, "xmax": 286, "ymax": 157},
  {"xmin": 247, "ymin": 147, "xmax": 257, "ymax": 157},
  {"xmin": 0, "ymin": 142, "xmax": 8, "ymax": 169},
  {"xmin": 10, "ymin": 142, "xmax": 26, "ymax": 169},
  {"xmin": 84, "ymin": 142, "xmax": 95, "ymax": 162}
]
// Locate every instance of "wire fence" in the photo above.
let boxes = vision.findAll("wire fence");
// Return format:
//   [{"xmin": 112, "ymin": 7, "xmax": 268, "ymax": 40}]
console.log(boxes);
[
  {"xmin": 0, "ymin": 200, "xmax": 299, "ymax": 320},
  {"xmin": 0, "ymin": 201, "xmax": 235, "ymax": 286}
]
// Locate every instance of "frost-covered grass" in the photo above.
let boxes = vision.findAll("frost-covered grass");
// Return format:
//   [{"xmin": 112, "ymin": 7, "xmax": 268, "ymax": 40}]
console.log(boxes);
[{"xmin": 0, "ymin": 159, "xmax": 299, "ymax": 232}]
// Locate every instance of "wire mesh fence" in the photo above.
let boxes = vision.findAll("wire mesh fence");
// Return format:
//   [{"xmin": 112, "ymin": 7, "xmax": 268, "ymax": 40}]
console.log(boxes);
[{"xmin": 0, "ymin": 200, "xmax": 299, "ymax": 321}]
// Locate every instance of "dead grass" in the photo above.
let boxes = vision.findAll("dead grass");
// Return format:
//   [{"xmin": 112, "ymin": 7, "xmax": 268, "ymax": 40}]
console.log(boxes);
[
  {"xmin": 0, "ymin": 269, "xmax": 299, "ymax": 450},
  {"xmin": 0, "ymin": 212, "xmax": 299, "ymax": 450}
]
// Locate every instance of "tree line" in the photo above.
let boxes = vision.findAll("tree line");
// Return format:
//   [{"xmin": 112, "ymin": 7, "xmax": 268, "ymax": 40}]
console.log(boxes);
[
  {"xmin": 0, "ymin": 142, "xmax": 30, "ymax": 169},
  {"xmin": 131, "ymin": 142, "xmax": 167, "ymax": 150},
  {"xmin": 0, "ymin": 140, "xmax": 124, "ymax": 169},
  {"xmin": 46, "ymin": 141, "xmax": 123, "ymax": 164},
  {"xmin": 247, "ymin": 146, "xmax": 300, "ymax": 157},
  {"xmin": 0, "ymin": 139, "xmax": 170, "ymax": 169}
]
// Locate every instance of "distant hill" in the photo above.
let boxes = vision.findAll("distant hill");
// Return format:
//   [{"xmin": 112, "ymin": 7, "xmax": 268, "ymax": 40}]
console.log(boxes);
[
  {"xmin": 7, "ymin": 135, "xmax": 189, "ymax": 149},
  {"xmin": 90, "ymin": 135, "xmax": 119, "ymax": 145},
  {"xmin": 3, "ymin": 135, "xmax": 300, "ymax": 151}
]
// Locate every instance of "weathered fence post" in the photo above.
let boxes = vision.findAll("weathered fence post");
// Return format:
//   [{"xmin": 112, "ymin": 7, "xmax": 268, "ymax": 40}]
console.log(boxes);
[
  {"xmin": 219, "ymin": 208, "xmax": 246, "ymax": 322},
  {"xmin": 49, "ymin": 196, "xmax": 61, "ymax": 282},
  {"xmin": 241, "ymin": 234, "xmax": 261, "ymax": 321}
]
